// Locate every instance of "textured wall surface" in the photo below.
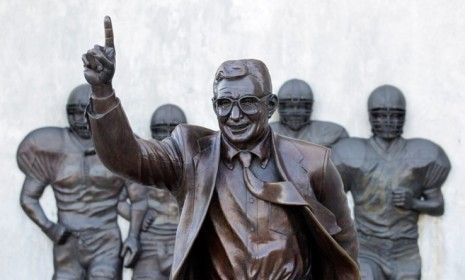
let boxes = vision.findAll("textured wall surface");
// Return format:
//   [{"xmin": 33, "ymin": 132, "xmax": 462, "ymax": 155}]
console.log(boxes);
[{"xmin": 1, "ymin": 0, "xmax": 464, "ymax": 279}]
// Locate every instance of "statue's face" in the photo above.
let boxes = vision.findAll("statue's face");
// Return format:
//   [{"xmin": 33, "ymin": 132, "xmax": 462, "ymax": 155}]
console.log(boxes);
[
  {"xmin": 369, "ymin": 108, "xmax": 405, "ymax": 140},
  {"xmin": 213, "ymin": 76, "xmax": 276, "ymax": 149},
  {"xmin": 278, "ymin": 99, "xmax": 312, "ymax": 131},
  {"xmin": 67, "ymin": 103, "xmax": 91, "ymax": 139}
]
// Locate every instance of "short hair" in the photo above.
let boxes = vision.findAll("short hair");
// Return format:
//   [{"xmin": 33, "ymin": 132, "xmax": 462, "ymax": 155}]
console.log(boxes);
[{"xmin": 213, "ymin": 59, "xmax": 272, "ymax": 96}]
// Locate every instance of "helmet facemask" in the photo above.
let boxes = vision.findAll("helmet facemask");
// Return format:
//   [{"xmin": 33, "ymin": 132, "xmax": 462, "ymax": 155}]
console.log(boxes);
[
  {"xmin": 150, "ymin": 104, "xmax": 187, "ymax": 141},
  {"xmin": 277, "ymin": 79, "xmax": 314, "ymax": 131},
  {"xmin": 369, "ymin": 108, "xmax": 405, "ymax": 140},
  {"xmin": 150, "ymin": 123, "xmax": 181, "ymax": 140},
  {"xmin": 67, "ymin": 84, "xmax": 92, "ymax": 139},
  {"xmin": 367, "ymin": 85, "xmax": 406, "ymax": 140},
  {"xmin": 278, "ymin": 98, "xmax": 313, "ymax": 131}
]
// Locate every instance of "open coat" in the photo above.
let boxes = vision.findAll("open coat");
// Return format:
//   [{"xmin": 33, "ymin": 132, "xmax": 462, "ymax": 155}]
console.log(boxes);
[{"xmin": 89, "ymin": 100, "xmax": 359, "ymax": 280}]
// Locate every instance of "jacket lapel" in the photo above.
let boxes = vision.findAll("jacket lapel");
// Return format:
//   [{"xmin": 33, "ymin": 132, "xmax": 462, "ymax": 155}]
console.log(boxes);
[
  {"xmin": 273, "ymin": 133, "xmax": 359, "ymax": 278},
  {"xmin": 272, "ymin": 132, "xmax": 341, "ymax": 236},
  {"xmin": 269, "ymin": 132, "xmax": 313, "ymax": 205}
]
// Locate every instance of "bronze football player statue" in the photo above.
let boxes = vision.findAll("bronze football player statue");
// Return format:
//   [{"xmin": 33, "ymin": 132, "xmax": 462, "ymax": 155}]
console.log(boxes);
[
  {"xmin": 82, "ymin": 16, "xmax": 359, "ymax": 280},
  {"xmin": 17, "ymin": 84, "xmax": 147, "ymax": 280},
  {"xmin": 118, "ymin": 104, "xmax": 185, "ymax": 280},
  {"xmin": 332, "ymin": 85, "xmax": 451, "ymax": 280},
  {"xmin": 270, "ymin": 79, "xmax": 348, "ymax": 147}
]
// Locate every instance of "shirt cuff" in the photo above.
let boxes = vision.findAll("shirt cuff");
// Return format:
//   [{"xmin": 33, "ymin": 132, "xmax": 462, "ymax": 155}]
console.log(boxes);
[{"xmin": 91, "ymin": 91, "xmax": 118, "ymax": 114}]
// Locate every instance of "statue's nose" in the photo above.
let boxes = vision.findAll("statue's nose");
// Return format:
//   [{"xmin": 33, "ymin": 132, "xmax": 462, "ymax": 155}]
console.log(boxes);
[{"xmin": 229, "ymin": 105, "xmax": 242, "ymax": 121}]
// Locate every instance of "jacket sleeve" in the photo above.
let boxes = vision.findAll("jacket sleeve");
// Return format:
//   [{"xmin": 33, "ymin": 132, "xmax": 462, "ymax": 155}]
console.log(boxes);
[
  {"xmin": 88, "ymin": 98, "xmax": 183, "ymax": 190},
  {"xmin": 318, "ymin": 151, "xmax": 358, "ymax": 261}
]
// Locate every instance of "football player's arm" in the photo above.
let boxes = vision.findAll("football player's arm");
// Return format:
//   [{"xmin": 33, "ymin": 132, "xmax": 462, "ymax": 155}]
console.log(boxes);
[
  {"xmin": 393, "ymin": 148, "xmax": 450, "ymax": 216},
  {"xmin": 417, "ymin": 149, "xmax": 450, "ymax": 216},
  {"xmin": 117, "ymin": 188, "xmax": 130, "ymax": 220},
  {"xmin": 20, "ymin": 177, "xmax": 70, "ymax": 244},
  {"xmin": 393, "ymin": 181, "xmax": 444, "ymax": 216},
  {"xmin": 126, "ymin": 182, "xmax": 147, "ymax": 239},
  {"xmin": 120, "ymin": 182, "xmax": 148, "ymax": 267},
  {"xmin": 118, "ymin": 186, "xmax": 155, "ymax": 230},
  {"xmin": 414, "ymin": 188, "xmax": 444, "ymax": 216}
]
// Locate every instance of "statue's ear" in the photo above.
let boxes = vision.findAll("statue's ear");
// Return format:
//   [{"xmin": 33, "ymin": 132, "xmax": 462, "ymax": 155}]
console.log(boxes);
[{"xmin": 267, "ymin": 94, "xmax": 278, "ymax": 118}]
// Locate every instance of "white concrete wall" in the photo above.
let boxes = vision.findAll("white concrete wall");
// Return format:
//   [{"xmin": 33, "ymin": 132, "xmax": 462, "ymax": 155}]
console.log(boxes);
[{"xmin": 1, "ymin": 0, "xmax": 464, "ymax": 278}]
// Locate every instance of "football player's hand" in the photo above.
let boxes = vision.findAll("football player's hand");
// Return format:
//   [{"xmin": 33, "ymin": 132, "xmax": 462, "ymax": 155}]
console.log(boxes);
[{"xmin": 393, "ymin": 188, "xmax": 414, "ymax": 209}]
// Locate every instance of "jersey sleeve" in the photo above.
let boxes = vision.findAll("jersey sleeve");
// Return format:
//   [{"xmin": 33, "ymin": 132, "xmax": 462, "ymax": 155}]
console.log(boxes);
[
  {"xmin": 423, "ymin": 144, "xmax": 451, "ymax": 192},
  {"xmin": 16, "ymin": 128, "xmax": 63, "ymax": 184},
  {"xmin": 330, "ymin": 138, "xmax": 367, "ymax": 192},
  {"xmin": 330, "ymin": 141, "xmax": 352, "ymax": 192}
]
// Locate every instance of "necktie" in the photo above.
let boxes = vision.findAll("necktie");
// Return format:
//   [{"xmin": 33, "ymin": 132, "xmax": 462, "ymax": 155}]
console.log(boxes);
[
  {"xmin": 238, "ymin": 151, "xmax": 307, "ymax": 206},
  {"xmin": 237, "ymin": 151, "xmax": 342, "ymax": 238}
]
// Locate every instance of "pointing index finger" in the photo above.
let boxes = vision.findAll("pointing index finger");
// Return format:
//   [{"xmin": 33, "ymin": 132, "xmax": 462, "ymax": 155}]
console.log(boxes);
[{"xmin": 104, "ymin": 16, "xmax": 114, "ymax": 48}]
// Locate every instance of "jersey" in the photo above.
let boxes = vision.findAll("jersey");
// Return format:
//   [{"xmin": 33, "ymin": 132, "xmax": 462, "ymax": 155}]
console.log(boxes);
[
  {"xmin": 331, "ymin": 137, "xmax": 450, "ymax": 239},
  {"xmin": 17, "ymin": 127, "xmax": 127, "ymax": 231}
]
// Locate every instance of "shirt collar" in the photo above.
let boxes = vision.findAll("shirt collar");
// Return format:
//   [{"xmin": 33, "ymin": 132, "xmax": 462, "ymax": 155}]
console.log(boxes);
[{"xmin": 221, "ymin": 130, "xmax": 271, "ymax": 170}]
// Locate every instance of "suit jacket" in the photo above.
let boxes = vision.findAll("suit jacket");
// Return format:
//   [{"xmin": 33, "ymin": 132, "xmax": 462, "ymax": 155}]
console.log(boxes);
[{"xmin": 89, "ymin": 99, "xmax": 359, "ymax": 280}]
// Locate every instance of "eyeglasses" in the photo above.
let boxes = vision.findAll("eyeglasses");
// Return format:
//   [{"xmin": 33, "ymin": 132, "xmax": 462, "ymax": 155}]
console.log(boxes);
[{"xmin": 212, "ymin": 94, "xmax": 270, "ymax": 117}]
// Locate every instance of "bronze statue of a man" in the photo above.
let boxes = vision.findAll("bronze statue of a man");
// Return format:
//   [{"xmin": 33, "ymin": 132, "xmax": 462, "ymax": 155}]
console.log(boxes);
[
  {"xmin": 331, "ymin": 85, "xmax": 451, "ymax": 280},
  {"xmin": 118, "ymin": 104, "xmax": 185, "ymax": 280},
  {"xmin": 270, "ymin": 79, "xmax": 348, "ymax": 147},
  {"xmin": 82, "ymin": 16, "xmax": 359, "ymax": 280},
  {"xmin": 17, "ymin": 84, "xmax": 147, "ymax": 280}
]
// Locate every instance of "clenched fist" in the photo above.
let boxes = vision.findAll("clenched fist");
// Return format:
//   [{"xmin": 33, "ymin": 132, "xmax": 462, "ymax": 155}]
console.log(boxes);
[{"xmin": 392, "ymin": 188, "xmax": 414, "ymax": 210}]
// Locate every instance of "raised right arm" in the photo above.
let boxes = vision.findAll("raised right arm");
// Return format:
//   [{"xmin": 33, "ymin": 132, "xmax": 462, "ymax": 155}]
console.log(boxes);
[
  {"xmin": 83, "ymin": 16, "xmax": 182, "ymax": 188},
  {"xmin": 88, "ymin": 97, "xmax": 182, "ymax": 188}
]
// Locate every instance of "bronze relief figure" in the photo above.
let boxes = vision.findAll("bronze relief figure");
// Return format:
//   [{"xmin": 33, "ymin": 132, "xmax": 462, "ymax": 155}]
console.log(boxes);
[
  {"xmin": 332, "ymin": 85, "xmax": 450, "ymax": 280},
  {"xmin": 17, "ymin": 84, "xmax": 147, "ymax": 280},
  {"xmin": 270, "ymin": 79, "xmax": 348, "ymax": 147},
  {"xmin": 82, "ymin": 16, "xmax": 359, "ymax": 279}
]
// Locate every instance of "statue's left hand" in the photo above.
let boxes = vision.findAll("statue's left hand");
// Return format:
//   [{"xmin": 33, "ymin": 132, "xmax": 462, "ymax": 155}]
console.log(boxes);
[
  {"xmin": 392, "ymin": 188, "xmax": 414, "ymax": 209},
  {"xmin": 121, "ymin": 235, "xmax": 140, "ymax": 268}
]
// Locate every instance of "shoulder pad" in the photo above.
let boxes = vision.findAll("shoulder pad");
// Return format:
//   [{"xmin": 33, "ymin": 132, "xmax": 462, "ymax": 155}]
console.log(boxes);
[
  {"xmin": 312, "ymin": 120, "xmax": 346, "ymax": 132},
  {"xmin": 331, "ymin": 137, "xmax": 368, "ymax": 168},
  {"xmin": 18, "ymin": 127, "xmax": 66, "ymax": 154},
  {"xmin": 16, "ymin": 127, "xmax": 67, "ymax": 181},
  {"xmin": 406, "ymin": 138, "xmax": 450, "ymax": 168}
]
